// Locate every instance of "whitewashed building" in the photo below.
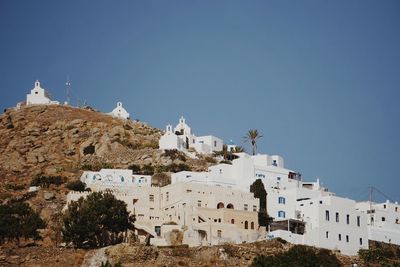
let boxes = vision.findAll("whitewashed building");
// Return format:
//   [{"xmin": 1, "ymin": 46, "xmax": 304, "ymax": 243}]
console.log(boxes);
[
  {"xmin": 356, "ymin": 200, "xmax": 400, "ymax": 245},
  {"xmin": 67, "ymin": 174, "xmax": 262, "ymax": 246},
  {"xmin": 26, "ymin": 80, "xmax": 59, "ymax": 105},
  {"xmin": 159, "ymin": 116, "xmax": 223, "ymax": 154},
  {"xmin": 109, "ymin": 102, "xmax": 130, "ymax": 119},
  {"xmin": 80, "ymin": 169, "xmax": 151, "ymax": 191}
]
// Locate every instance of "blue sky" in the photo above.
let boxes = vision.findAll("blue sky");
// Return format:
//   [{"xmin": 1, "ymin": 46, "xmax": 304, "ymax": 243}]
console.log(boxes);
[{"xmin": 1, "ymin": 1, "xmax": 399, "ymax": 202}]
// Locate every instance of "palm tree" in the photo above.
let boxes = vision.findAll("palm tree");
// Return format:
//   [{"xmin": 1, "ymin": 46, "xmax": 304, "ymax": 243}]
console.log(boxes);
[{"xmin": 244, "ymin": 129, "xmax": 263, "ymax": 155}]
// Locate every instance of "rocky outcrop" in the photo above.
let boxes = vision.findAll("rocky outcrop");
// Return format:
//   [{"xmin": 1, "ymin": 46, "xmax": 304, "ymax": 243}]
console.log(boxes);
[{"xmin": 0, "ymin": 105, "xmax": 165, "ymax": 182}]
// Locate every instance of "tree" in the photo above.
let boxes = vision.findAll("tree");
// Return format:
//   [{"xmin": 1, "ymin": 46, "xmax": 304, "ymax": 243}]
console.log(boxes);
[
  {"xmin": 65, "ymin": 180, "xmax": 86, "ymax": 191},
  {"xmin": 0, "ymin": 202, "xmax": 46, "ymax": 245},
  {"xmin": 244, "ymin": 129, "xmax": 263, "ymax": 155},
  {"xmin": 250, "ymin": 179, "xmax": 273, "ymax": 227},
  {"xmin": 62, "ymin": 191, "xmax": 135, "ymax": 248}
]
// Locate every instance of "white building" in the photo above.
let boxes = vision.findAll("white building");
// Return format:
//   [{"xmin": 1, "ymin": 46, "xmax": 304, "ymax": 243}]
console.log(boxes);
[
  {"xmin": 171, "ymin": 152, "xmax": 376, "ymax": 255},
  {"xmin": 26, "ymin": 80, "xmax": 59, "ymax": 105},
  {"xmin": 68, "ymin": 173, "xmax": 262, "ymax": 247},
  {"xmin": 356, "ymin": 200, "xmax": 400, "ymax": 245},
  {"xmin": 109, "ymin": 102, "xmax": 130, "ymax": 119},
  {"xmin": 80, "ymin": 169, "xmax": 151, "ymax": 191},
  {"xmin": 159, "ymin": 116, "xmax": 223, "ymax": 154}
]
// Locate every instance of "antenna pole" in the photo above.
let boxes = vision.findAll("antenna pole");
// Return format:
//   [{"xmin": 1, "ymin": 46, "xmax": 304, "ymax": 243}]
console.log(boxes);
[
  {"xmin": 369, "ymin": 186, "xmax": 373, "ymax": 226},
  {"xmin": 65, "ymin": 76, "xmax": 71, "ymax": 105}
]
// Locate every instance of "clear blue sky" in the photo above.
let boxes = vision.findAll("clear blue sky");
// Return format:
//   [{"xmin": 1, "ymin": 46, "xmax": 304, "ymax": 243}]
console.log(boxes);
[{"xmin": 1, "ymin": 1, "xmax": 399, "ymax": 202}]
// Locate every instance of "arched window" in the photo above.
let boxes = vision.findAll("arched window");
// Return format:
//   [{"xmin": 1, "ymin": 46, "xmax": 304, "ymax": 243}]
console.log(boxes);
[
  {"xmin": 278, "ymin": 210, "xmax": 286, "ymax": 218},
  {"xmin": 278, "ymin": 197, "xmax": 286, "ymax": 204},
  {"xmin": 244, "ymin": 221, "xmax": 248, "ymax": 229},
  {"xmin": 120, "ymin": 176, "xmax": 124, "ymax": 182},
  {"xmin": 217, "ymin": 202, "xmax": 225, "ymax": 209},
  {"xmin": 231, "ymin": 219, "xmax": 235, "ymax": 224},
  {"xmin": 251, "ymin": 222, "xmax": 255, "ymax": 230},
  {"xmin": 227, "ymin": 203, "xmax": 234, "ymax": 209}
]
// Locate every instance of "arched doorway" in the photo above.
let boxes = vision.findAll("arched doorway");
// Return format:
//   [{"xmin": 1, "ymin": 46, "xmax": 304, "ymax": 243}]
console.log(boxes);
[
  {"xmin": 251, "ymin": 222, "xmax": 254, "ymax": 230},
  {"xmin": 244, "ymin": 221, "xmax": 248, "ymax": 229},
  {"xmin": 227, "ymin": 203, "xmax": 234, "ymax": 209},
  {"xmin": 217, "ymin": 202, "xmax": 224, "ymax": 209}
]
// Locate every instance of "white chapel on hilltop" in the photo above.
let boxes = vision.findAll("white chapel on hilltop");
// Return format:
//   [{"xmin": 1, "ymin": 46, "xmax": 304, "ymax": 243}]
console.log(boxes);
[
  {"xmin": 109, "ymin": 102, "xmax": 130, "ymax": 119},
  {"xmin": 26, "ymin": 80, "xmax": 59, "ymax": 105},
  {"xmin": 159, "ymin": 116, "xmax": 223, "ymax": 154}
]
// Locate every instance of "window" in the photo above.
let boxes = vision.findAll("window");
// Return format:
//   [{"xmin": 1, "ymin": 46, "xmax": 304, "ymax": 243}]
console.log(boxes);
[
  {"xmin": 338, "ymin": 234, "xmax": 341, "ymax": 241},
  {"xmin": 359, "ymin": 238, "xmax": 363, "ymax": 245},
  {"xmin": 336, "ymin": 212, "xmax": 339, "ymax": 223},
  {"xmin": 253, "ymin": 205, "xmax": 257, "ymax": 212},
  {"xmin": 217, "ymin": 230, "xmax": 222, "ymax": 238},
  {"xmin": 197, "ymin": 200, "xmax": 202, "ymax": 207},
  {"xmin": 244, "ymin": 221, "xmax": 248, "ymax": 229},
  {"xmin": 357, "ymin": 216, "xmax": 361, "ymax": 227},
  {"xmin": 278, "ymin": 210, "xmax": 286, "ymax": 218},
  {"xmin": 382, "ymin": 217, "xmax": 386, "ymax": 222},
  {"xmin": 251, "ymin": 222, "xmax": 255, "ymax": 230},
  {"xmin": 166, "ymin": 192, "xmax": 169, "ymax": 201},
  {"xmin": 325, "ymin": 210, "xmax": 330, "ymax": 221},
  {"xmin": 278, "ymin": 197, "xmax": 286, "ymax": 204},
  {"xmin": 346, "ymin": 235, "xmax": 349, "ymax": 243},
  {"xmin": 325, "ymin": 231, "xmax": 329, "ymax": 239},
  {"xmin": 277, "ymin": 177, "xmax": 281, "ymax": 181},
  {"xmin": 120, "ymin": 176, "xmax": 124, "ymax": 182},
  {"xmin": 272, "ymin": 160, "xmax": 277, "ymax": 166},
  {"xmin": 149, "ymin": 194, "xmax": 154, "ymax": 202},
  {"xmin": 231, "ymin": 219, "xmax": 235, "ymax": 224},
  {"xmin": 155, "ymin": 226, "xmax": 161, "ymax": 236},
  {"xmin": 396, "ymin": 207, "xmax": 398, "ymax": 212},
  {"xmin": 214, "ymin": 140, "xmax": 217, "ymax": 147},
  {"xmin": 396, "ymin": 219, "xmax": 399, "ymax": 224},
  {"xmin": 319, "ymin": 200, "xmax": 323, "ymax": 204},
  {"xmin": 346, "ymin": 214, "xmax": 350, "ymax": 225},
  {"xmin": 384, "ymin": 204, "xmax": 386, "ymax": 209},
  {"xmin": 244, "ymin": 204, "xmax": 248, "ymax": 211}
]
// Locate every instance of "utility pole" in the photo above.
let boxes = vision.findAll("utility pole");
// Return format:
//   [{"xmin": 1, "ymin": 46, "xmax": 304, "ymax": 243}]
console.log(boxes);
[
  {"xmin": 65, "ymin": 76, "xmax": 71, "ymax": 105},
  {"xmin": 369, "ymin": 186, "xmax": 373, "ymax": 226}
]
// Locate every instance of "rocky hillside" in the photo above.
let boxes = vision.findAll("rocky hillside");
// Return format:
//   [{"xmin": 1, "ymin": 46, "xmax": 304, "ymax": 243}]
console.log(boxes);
[{"xmin": 0, "ymin": 104, "xmax": 210, "ymax": 188}]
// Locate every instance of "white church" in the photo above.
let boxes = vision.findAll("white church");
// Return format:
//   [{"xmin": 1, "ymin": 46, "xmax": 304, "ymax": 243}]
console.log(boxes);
[
  {"xmin": 26, "ymin": 80, "xmax": 60, "ymax": 105},
  {"xmin": 108, "ymin": 101, "xmax": 130, "ymax": 119},
  {"xmin": 159, "ymin": 116, "xmax": 223, "ymax": 154}
]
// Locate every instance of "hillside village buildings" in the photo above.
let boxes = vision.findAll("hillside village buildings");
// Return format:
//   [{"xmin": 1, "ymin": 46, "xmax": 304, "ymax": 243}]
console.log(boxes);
[
  {"xmin": 22, "ymin": 80, "xmax": 398, "ymax": 255},
  {"xmin": 67, "ymin": 150, "xmax": 400, "ymax": 255},
  {"xmin": 159, "ymin": 116, "xmax": 223, "ymax": 154}
]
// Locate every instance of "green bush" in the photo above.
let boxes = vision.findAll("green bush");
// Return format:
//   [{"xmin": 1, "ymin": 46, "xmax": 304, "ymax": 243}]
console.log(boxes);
[
  {"xmin": 30, "ymin": 175, "xmax": 64, "ymax": 188},
  {"xmin": 5, "ymin": 183, "xmax": 26, "ymax": 191},
  {"xmin": 141, "ymin": 164, "xmax": 155, "ymax": 175},
  {"xmin": 358, "ymin": 247, "xmax": 398, "ymax": 266},
  {"xmin": 0, "ymin": 202, "xmax": 46, "ymax": 244},
  {"xmin": 251, "ymin": 245, "xmax": 340, "ymax": 267},
  {"xmin": 65, "ymin": 180, "xmax": 86, "ymax": 192},
  {"xmin": 166, "ymin": 163, "xmax": 191, "ymax": 173},
  {"xmin": 128, "ymin": 164, "xmax": 141, "ymax": 173},
  {"xmin": 62, "ymin": 191, "xmax": 135, "ymax": 248}
]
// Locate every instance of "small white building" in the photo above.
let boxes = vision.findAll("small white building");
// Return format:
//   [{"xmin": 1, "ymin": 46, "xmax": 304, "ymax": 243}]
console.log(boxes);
[
  {"xmin": 159, "ymin": 116, "xmax": 223, "ymax": 154},
  {"xmin": 109, "ymin": 102, "xmax": 130, "ymax": 119},
  {"xmin": 80, "ymin": 169, "xmax": 151, "ymax": 192},
  {"xmin": 159, "ymin": 125, "xmax": 186, "ymax": 151},
  {"xmin": 356, "ymin": 200, "xmax": 400, "ymax": 245},
  {"xmin": 26, "ymin": 80, "xmax": 59, "ymax": 105}
]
